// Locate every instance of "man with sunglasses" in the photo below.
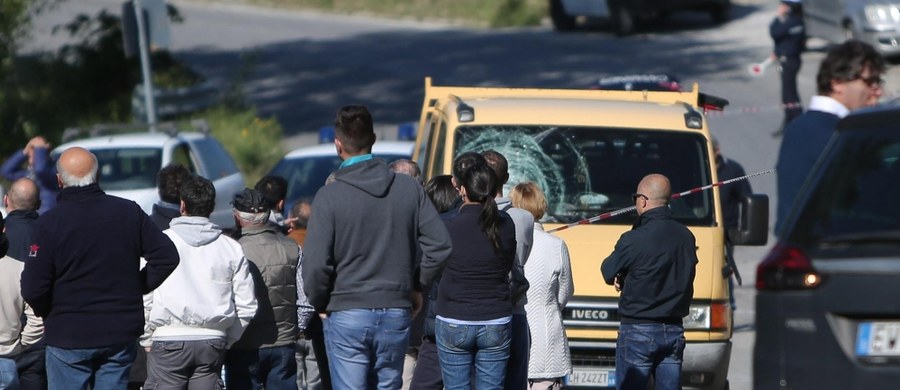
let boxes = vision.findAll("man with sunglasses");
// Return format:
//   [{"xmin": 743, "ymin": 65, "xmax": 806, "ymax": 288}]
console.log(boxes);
[
  {"xmin": 601, "ymin": 174, "xmax": 698, "ymax": 390},
  {"xmin": 775, "ymin": 40, "xmax": 885, "ymax": 235}
]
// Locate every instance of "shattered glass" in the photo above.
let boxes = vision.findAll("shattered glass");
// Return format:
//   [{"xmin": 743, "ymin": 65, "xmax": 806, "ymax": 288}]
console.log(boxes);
[{"xmin": 455, "ymin": 125, "xmax": 714, "ymax": 226}]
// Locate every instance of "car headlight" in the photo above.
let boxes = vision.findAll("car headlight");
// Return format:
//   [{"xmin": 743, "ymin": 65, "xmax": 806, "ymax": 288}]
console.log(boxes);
[
  {"xmin": 864, "ymin": 5, "xmax": 900, "ymax": 24},
  {"xmin": 683, "ymin": 303, "xmax": 729, "ymax": 330}
]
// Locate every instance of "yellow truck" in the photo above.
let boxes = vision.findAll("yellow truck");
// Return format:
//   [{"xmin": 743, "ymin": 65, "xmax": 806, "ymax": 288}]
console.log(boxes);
[{"xmin": 412, "ymin": 77, "xmax": 769, "ymax": 389}]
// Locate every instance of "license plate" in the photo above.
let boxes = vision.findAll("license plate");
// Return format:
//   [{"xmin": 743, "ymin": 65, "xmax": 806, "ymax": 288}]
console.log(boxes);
[
  {"xmin": 565, "ymin": 367, "xmax": 616, "ymax": 387},
  {"xmin": 856, "ymin": 322, "xmax": 900, "ymax": 356}
]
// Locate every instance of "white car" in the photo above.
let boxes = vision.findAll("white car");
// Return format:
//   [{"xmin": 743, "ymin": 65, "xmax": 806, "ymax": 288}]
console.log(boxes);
[
  {"xmin": 54, "ymin": 131, "xmax": 246, "ymax": 228},
  {"xmin": 267, "ymin": 140, "xmax": 415, "ymax": 216}
]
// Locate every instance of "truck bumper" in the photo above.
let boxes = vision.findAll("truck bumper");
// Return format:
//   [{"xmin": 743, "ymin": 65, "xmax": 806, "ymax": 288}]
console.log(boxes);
[
  {"xmin": 682, "ymin": 341, "xmax": 732, "ymax": 390},
  {"xmin": 567, "ymin": 340, "xmax": 731, "ymax": 389}
]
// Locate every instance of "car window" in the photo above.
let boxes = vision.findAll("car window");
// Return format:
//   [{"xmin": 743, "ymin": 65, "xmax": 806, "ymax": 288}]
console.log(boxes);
[
  {"xmin": 171, "ymin": 143, "xmax": 198, "ymax": 174},
  {"xmin": 417, "ymin": 113, "xmax": 434, "ymax": 170},
  {"xmin": 454, "ymin": 125, "xmax": 713, "ymax": 225},
  {"xmin": 93, "ymin": 148, "xmax": 162, "ymax": 191},
  {"xmin": 432, "ymin": 121, "xmax": 447, "ymax": 178},
  {"xmin": 789, "ymin": 130, "xmax": 900, "ymax": 247},
  {"xmin": 190, "ymin": 137, "xmax": 239, "ymax": 180},
  {"xmin": 271, "ymin": 153, "xmax": 410, "ymax": 212}
]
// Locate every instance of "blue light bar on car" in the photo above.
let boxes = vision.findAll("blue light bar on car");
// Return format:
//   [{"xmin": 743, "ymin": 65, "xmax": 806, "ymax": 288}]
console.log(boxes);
[
  {"xmin": 319, "ymin": 126, "xmax": 335, "ymax": 143},
  {"xmin": 398, "ymin": 122, "xmax": 417, "ymax": 140}
]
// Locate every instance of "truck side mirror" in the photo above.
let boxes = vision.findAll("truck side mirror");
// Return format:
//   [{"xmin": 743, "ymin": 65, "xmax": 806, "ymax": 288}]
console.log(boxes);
[{"xmin": 731, "ymin": 194, "xmax": 768, "ymax": 246}]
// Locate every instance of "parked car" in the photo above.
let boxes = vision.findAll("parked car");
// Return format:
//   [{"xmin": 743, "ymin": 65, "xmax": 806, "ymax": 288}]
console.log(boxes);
[
  {"xmin": 754, "ymin": 103, "xmax": 900, "ymax": 389},
  {"xmin": 550, "ymin": 0, "xmax": 732, "ymax": 35},
  {"xmin": 53, "ymin": 127, "xmax": 245, "ymax": 228},
  {"xmin": 267, "ymin": 140, "xmax": 415, "ymax": 218},
  {"xmin": 803, "ymin": 0, "xmax": 900, "ymax": 57}
]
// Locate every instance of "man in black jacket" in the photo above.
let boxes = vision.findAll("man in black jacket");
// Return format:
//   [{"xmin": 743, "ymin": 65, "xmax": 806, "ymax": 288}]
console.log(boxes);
[
  {"xmin": 601, "ymin": 174, "xmax": 698, "ymax": 390},
  {"xmin": 3, "ymin": 178, "xmax": 46, "ymax": 390},
  {"xmin": 149, "ymin": 163, "xmax": 191, "ymax": 230},
  {"xmin": 21, "ymin": 147, "xmax": 179, "ymax": 389}
]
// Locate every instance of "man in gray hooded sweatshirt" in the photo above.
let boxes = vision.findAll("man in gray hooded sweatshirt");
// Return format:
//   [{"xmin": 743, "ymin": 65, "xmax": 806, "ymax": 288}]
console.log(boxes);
[
  {"xmin": 142, "ymin": 176, "xmax": 257, "ymax": 388},
  {"xmin": 303, "ymin": 105, "xmax": 452, "ymax": 389}
]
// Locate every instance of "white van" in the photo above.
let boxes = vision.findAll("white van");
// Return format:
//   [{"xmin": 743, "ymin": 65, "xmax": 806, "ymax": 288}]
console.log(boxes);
[{"xmin": 803, "ymin": 0, "xmax": 900, "ymax": 56}]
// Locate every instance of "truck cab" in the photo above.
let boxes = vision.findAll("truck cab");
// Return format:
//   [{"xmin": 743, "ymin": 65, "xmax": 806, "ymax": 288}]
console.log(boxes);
[{"xmin": 413, "ymin": 77, "xmax": 768, "ymax": 389}]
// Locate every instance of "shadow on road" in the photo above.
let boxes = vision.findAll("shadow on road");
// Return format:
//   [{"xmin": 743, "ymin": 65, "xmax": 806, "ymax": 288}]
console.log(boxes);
[{"xmin": 174, "ymin": 7, "xmax": 767, "ymax": 138}]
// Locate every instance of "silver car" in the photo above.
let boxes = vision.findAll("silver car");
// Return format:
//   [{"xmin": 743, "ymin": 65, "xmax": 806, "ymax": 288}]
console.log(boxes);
[
  {"xmin": 54, "ymin": 130, "xmax": 246, "ymax": 229},
  {"xmin": 804, "ymin": 0, "xmax": 900, "ymax": 57}
]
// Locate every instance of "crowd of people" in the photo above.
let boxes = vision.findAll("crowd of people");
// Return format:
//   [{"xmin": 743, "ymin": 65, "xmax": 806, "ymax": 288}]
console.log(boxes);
[
  {"xmin": 0, "ymin": 35, "xmax": 888, "ymax": 390},
  {"xmin": 0, "ymin": 105, "xmax": 575, "ymax": 390}
]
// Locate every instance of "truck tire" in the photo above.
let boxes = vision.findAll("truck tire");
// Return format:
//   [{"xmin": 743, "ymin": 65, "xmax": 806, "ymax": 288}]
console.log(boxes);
[{"xmin": 550, "ymin": 0, "xmax": 577, "ymax": 31}]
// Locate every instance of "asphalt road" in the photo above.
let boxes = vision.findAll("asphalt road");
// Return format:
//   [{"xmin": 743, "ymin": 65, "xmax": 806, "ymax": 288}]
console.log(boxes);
[{"xmin": 24, "ymin": 1, "xmax": 900, "ymax": 389}]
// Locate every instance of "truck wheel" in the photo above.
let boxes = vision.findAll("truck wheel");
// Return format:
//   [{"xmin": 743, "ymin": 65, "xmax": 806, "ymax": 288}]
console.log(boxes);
[
  {"xmin": 550, "ymin": 0, "xmax": 577, "ymax": 31},
  {"xmin": 611, "ymin": 3, "xmax": 635, "ymax": 36},
  {"xmin": 710, "ymin": 1, "xmax": 731, "ymax": 24}
]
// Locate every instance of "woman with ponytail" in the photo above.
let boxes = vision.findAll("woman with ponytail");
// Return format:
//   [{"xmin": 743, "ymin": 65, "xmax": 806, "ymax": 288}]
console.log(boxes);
[{"xmin": 435, "ymin": 161, "xmax": 517, "ymax": 389}]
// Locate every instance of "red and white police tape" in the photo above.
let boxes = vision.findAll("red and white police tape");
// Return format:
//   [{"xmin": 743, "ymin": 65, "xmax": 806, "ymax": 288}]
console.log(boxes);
[{"xmin": 546, "ymin": 169, "xmax": 776, "ymax": 233}]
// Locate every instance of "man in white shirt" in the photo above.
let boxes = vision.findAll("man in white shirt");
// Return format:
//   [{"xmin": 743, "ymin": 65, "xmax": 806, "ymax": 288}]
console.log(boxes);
[
  {"xmin": 142, "ymin": 176, "xmax": 257, "ymax": 388},
  {"xmin": 775, "ymin": 40, "xmax": 885, "ymax": 234}
]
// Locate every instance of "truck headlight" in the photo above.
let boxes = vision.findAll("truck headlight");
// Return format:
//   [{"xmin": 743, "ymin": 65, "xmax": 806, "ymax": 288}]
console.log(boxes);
[
  {"xmin": 683, "ymin": 303, "xmax": 729, "ymax": 330},
  {"xmin": 683, "ymin": 305, "xmax": 710, "ymax": 329}
]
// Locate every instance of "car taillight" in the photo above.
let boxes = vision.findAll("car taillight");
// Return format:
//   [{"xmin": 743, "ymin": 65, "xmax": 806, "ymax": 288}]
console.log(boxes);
[{"xmin": 756, "ymin": 244, "xmax": 823, "ymax": 290}]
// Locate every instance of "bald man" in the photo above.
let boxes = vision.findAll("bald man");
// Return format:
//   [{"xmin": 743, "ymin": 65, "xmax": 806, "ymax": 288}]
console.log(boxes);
[
  {"xmin": 600, "ymin": 174, "xmax": 698, "ymax": 390},
  {"xmin": 388, "ymin": 159, "xmax": 422, "ymax": 185},
  {"xmin": 3, "ymin": 178, "xmax": 48, "ymax": 389},
  {"xmin": 4, "ymin": 178, "xmax": 40, "ymax": 262},
  {"xmin": 21, "ymin": 147, "xmax": 179, "ymax": 389}
]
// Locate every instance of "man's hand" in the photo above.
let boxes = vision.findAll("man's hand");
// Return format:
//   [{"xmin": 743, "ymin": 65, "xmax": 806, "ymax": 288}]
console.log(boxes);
[
  {"xmin": 614, "ymin": 275, "xmax": 622, "ymax": 292},
  {"xmin": 31, "ymin": 136, "xmax": 49, "ymax": 149},
  {"xmin": 318, "ymin": 312, "xmax": 328, "ymax": 320},
  {"xmin": 410, "ymin": 290, "xmax": 423, "ymax": 319}
]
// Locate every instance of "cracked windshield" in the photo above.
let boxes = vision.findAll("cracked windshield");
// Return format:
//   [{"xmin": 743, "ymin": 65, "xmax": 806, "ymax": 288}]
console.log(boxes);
[{"xmin": 455, "ymin": 125, "xmax": 714, "ymax": 226}]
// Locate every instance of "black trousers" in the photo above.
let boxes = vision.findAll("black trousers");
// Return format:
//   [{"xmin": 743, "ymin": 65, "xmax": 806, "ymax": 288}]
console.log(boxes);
[
  {"xmin": 780, "ymin": 56, "xmax": 803, "ymax": 125},
  {"xmin": 306, "ymin": 315, "xmax": 332, "ymax": 390},
  {"xmin": 15, "ymin": 343, "xmax": 47, "ymax": 390},
  {"xmin": 409, "ymin": 337, "xmax": 443, "ymax": 390}
]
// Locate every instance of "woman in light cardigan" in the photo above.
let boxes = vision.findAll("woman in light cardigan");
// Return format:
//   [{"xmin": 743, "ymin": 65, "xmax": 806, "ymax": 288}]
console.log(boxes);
[{"xmin": 510, "ymin": 182, "xmax": 575, "ymax": 390}]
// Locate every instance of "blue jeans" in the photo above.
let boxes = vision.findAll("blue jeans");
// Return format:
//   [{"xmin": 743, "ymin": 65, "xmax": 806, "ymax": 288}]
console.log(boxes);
[
  {"xmin": 616, "ymin": 322, "xmax": 685, "ymax": 390},
  {"xmin": 436, "ymin": 319, "xmax": 511, "ymax": 390},
  {"xmin": 225, "ymin": 345, "xmax": 296, "ymax": 390},
  {"xmin": 0, "ymin": 357, "xmax": 19, "ymax": 389},
  {"xmin": 324, "ymin": 308, "xmax": 411, "ymax": 390},
  {"xmin": 45, "ymin": 342, "xmax": 136, "ymax": 390}
]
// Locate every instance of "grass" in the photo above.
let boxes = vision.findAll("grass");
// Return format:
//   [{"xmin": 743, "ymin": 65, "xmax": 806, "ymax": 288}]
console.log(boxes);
[
  {"xmin": 214, "ymin": 0, "xmax": 548, "ymax": 27},
  {"xmin": 189, "ymin": 105, "xmax": 285, "ymax": 186}
]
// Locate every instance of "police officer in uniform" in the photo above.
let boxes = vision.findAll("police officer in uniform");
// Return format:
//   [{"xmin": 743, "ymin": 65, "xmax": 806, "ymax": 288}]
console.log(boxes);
[{"xmin": 770, "ymin": 0, "xmax": 806, "ymax": 134}]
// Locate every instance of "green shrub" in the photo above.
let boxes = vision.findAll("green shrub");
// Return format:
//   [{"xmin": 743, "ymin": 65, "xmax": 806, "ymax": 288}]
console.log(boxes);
[
  {"xmin": 243, "ymin": 0, "xmax": 546, "ymax": 26},
  {"xmin": 191, "ymin": 105, "xmax": 284, "ymax": 186},
  {"xmin": 490, "ymin": 0, "xmax": 545, "ymax": 27}
]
